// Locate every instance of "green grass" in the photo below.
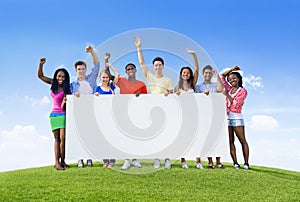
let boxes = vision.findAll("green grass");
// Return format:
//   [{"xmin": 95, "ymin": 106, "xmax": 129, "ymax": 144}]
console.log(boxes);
[{"xmin": 1, "ymin": 160, "xmax": 299, "ymax": 201}]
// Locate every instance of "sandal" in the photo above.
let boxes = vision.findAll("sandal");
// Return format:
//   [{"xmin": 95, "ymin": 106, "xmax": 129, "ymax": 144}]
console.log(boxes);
[
  {"xmin": 61, "ymin": 163, "xmax": 70, "ymax": 169},
  {"xmin": 217, "ymin": 164, "xmax": 225, "ymax": 169},
  {"xmin": 208, "ymin": 165, "xmax": 215, "ymax": 169},
  {"xmin": 56, "ymin": 166, "xmax": 65, "ymax": 171}
]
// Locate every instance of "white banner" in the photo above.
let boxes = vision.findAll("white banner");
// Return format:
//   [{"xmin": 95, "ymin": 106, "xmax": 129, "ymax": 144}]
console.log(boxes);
[{"xmin": 66, "ymin": 94, "xmax": 229, "ymax": 160}]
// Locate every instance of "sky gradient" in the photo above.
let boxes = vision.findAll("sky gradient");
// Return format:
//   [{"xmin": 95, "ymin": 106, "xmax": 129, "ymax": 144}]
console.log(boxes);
[{"xmin": 0, "ymin": 0, "xmax": 299, "ymax": 172}]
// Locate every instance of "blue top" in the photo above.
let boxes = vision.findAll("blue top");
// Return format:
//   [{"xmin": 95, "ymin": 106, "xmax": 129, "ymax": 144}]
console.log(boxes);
[
  {"xmin": 94, "ymin": 82, "xmax": 116, "ymax": 94},
  {"xmin": 70, "ymin": 62, "xmax": 100, "ymax": 94}
]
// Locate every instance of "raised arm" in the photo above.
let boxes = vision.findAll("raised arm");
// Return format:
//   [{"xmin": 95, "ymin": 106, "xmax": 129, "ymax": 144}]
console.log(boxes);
[
  {"xmin": 104, "ymin": 52, "xmax": 115, "ymax": 81},
  {"xmin": 85, "ymin": 45, "xmax": 99, "ymax": 64},
  {"xmin": 135, "ymin": 36, "xmax": 149, "ymax": 77},
  {"xmin": 37, "ymin": 58, "xmax": 52, "ymax": 84},
  {"xmin": 106, "ymin": 63, "xmax": 120, "ymax": 85},
  {"xmin": 211, "ymin": 69, "xmax": 224, "ymax": 92},
  {"xmin": 186, "ymin": 48, "xmax": 199, "ymax": 87},
  {"xmin": 221, "ymin": 65, "xmax": 240, "ymax": 77}
]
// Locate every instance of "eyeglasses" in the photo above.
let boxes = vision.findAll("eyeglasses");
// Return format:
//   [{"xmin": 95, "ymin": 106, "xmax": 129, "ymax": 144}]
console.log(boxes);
[{"xmin": 126, "ymin": 67, "xmax": 136, "ymax": 71}]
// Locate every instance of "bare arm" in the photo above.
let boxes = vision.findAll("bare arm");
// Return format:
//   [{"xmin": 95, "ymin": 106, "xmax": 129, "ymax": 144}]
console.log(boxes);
[
  {"xmin": 135, "ymin": 36, "xmax": 149, "ymax": 77},
  {"xmin": 104, "ymin": 52, "xmax": 115, "ymax": 81},
  {"xmin": 37, "ymin": 58, "xmax": 52, "ymax": 84},
  {"xmin": 221, "ymin": 65, "xmax": 240, "ymax": 77},
  {"xmin": 86, "ymin": 45, "xmax": 99, "ymax": 64},
  {"xmin": 61, "ymin": 96, "xmax": 67, "ymax": 110},
  {"xmin": 106, "ymin": 63, "xmax": 120, "ymax": 85},
  {"xmin": 174, "ymin": 86, "xmax": 180, "ymax": 95},
  {"xmin": 186, "ymin": 48, "xmax": 199, "ymax": 87},
  {"xmin": 212, "ymin": 69, "xmax": 224, "ymax": 92}
]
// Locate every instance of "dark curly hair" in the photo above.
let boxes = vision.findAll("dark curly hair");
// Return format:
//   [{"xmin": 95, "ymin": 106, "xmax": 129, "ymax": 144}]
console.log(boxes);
[
  {"xmin": 227, "ymin": 71, "xmax": 243, "ymax": 88},
  {"xmin": 177, "ymin": 66, "xmax": 195, "ymax": 90},
  {"xmin": 51, "ymin": 68, "xmax": 71, "ymax": 94}
]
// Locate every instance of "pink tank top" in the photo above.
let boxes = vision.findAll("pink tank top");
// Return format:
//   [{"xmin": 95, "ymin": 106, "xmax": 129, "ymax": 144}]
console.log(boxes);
[{"xmin": 50, "ymin": 91, "xmax": 65, "ymax": 113}]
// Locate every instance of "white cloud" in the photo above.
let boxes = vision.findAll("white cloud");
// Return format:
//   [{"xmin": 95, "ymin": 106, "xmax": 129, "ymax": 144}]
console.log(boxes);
[
  {"xmin": 244, "ymin": 74, "xmax": 263, "ymax": 89},
  {"xmin": 0, "ymin": 125, "xmax": 52, "ymax": 172},
  {"xmin": 248, "ymin": 115, "xmax": 279, "ymax": 131},
  {"xmin": 0, "ymin": 125, "xmax": 51, "ymax": 150},
  {"xmin": 25, "ymin": 95, "xmax": 50, "ymax": 107},
  {"xmin": 290, "ymin": 138, "xmax": 298, "ymax": 143}
]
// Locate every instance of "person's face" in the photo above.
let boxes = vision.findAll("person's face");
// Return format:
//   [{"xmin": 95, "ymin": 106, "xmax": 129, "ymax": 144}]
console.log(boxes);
[
  {"xmin": 56, "ymin": 71, "xmax": 65, "ymax": 85},
  {"xmin": 153, "ymin": 61, "xmax": 164, "ymax": 74},
  {"xmin": 76, "ymin": 65, "xmax": 87, "ymax": 78},
  {"xmin": 181, "ymin": 68, "xmax": 191, "ymax": 80},
  {"xmin": 203, "ymin": 69, "xmax": 212, "ymax": 81},
  {"xmin": 228, "ymin": 74, "xmax": 239, "ymax": 87},
  {"xmin": 126, "ymin": 65, "xmax": 136, "ymax": 78},
  {"xmin": 100, "ymin": 72, "xmax": 110, "ymax": 84}
]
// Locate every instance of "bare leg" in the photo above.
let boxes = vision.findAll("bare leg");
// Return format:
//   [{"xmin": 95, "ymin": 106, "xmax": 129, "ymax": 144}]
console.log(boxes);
[
  {"xmin": 53, "ymin": 130, "xmax": 61, "ymax": 169},
  {"xmin": 228, "ymin": 126, "xmax": 238, "ymax": 164},
  {"xmin": 216, "ymin": 157, "xmax": 221, "ymax": 165},
  {"xmin": 234, "ymin": 126, "xmax": 249, "ymax": 164},
  {"xmin": 195, "ymin": 157, "xmax": 201, "ymax": 163},
  {"xmin": 181, "ymin": 158, "xmax": 186, "ymax": 163},
  {"xmin": 59, "ymin": 128, "xmax": 68, "ymax": 168},
  {"xmin": 207, "ymin": 157, "xmax": 213, "ymax": 166}
]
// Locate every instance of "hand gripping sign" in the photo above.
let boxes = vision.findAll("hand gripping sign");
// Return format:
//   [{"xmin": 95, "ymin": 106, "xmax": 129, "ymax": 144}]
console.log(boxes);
[{"xmin": 66, "ymin": 28, "xmax": 229, "ymax": 161}]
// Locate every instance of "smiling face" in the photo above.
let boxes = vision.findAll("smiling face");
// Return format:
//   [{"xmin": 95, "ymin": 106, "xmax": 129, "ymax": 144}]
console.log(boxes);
[
  {"xmin": 203, "ymin": 69, "xmax": 212, "ymax": 82},
  {"xmin": 76, "ymin": 64, "xmax": 87, "ymax": 80},
  {"xmin": 100, "ymin": 71, "xmax": 110, "ymax": 85},
  {"xmin": 181, "ymin": 68, "xmax": 191, "ymax": 81},
  {"xmin": 228, "ymin": 73, "xmax": 239, "ymax": 87},
  {"xmin": 126, "ymin": 64, "xmax": 137, "ymax": 78},
  {"xmin": 153, "ymin": 61, "xmax": 164, "ymax": 74},
  {"xmin": 56, "ymin": 70, "xmax": 65, "ymax": 85}
]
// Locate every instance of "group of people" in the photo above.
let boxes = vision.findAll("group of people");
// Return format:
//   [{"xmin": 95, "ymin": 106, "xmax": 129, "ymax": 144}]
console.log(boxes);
[{"xmin": 38, "ymin": 36, "xmax": 250, "ymax": 171}]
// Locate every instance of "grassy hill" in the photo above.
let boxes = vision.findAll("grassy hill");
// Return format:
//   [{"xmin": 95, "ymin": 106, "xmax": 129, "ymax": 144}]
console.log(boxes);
[{"xmin": 1, "ymin": 160, "xmax": 299, "ymax": 201}]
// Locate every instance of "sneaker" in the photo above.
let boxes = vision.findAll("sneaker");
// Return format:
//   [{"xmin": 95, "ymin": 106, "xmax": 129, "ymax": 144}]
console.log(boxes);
[
  {"xmin": 165, "ymin": 159, "xmax": 171, "ymax": 169},
  {"xmin": 77, "ymin": 159, "xmax": 84, "ymax": 168},
  {"xmin": 196, "ymin": 162, "xmax": 204, "ymax": 170},
  {"xmin": 234, "ymin": 163, "xmax": 240, "ymax": 169},
  {"xmin": 87, "ymin": 159, "xmax": 93, "ymax": 167},
  {"xmin": 132, "ymin": 159, "xmax": 142, "ymax": 168},
  {"xmin": 181, "ymin": 162, "xmax": 189, "ymax": 169},
  {"xmin": 121, "ymin": 160, "xmax": 131, "ymax": 170},
  {"xmin": 243, "ymin": 163, "xmax": 250, "ymax": 170},
  {"xmin": 154, "ymin": 159, "xmax": 160, "ymax": 169}
]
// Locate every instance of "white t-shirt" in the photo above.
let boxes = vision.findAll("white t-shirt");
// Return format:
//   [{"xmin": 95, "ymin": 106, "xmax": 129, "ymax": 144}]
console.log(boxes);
[
  {"xmin": 228, "ymin": 87, "xmax": 243, "ymax": 119},
  {"xmin": 78, "ymin": 80, "xmax": 93, "ymax": 94}
]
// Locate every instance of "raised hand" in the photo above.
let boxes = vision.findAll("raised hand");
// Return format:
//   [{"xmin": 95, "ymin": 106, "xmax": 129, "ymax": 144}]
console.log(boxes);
[
  {"xmin": 135, "ymin": 36, "xmax": 141, "ymax": 48},
  {"xmin": 104, "ymin": 52, "xmax": 111, "ymax": 60},
  {"xmin": 185, "ymin": 48, "xmax": 195, "ymax": 54},
  {"xmin": 40, "ymin": 58, "xmax": 46, "ymax": 64},
  {"xmin": 211, "ymin": 69, "xmax": 219, "ymax": 75},
  {"xmin": 232, "ymin": 66, "xmax": 240, "ymax": 71},
  {"xmin": 85, "ymin": 45, "xmax": 94, "ymax": 53}
]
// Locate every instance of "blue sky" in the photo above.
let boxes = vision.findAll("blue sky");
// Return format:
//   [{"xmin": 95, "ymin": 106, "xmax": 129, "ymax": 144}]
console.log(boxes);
[{"xmin": 0, "ymin": 0, "xmax": 299, "ymax": 172}]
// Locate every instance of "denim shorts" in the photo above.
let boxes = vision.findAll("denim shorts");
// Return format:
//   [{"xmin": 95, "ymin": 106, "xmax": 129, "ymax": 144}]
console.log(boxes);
[{"xmin": 228, "ymin": 119, "xmax": 244, "ymax": 127}]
